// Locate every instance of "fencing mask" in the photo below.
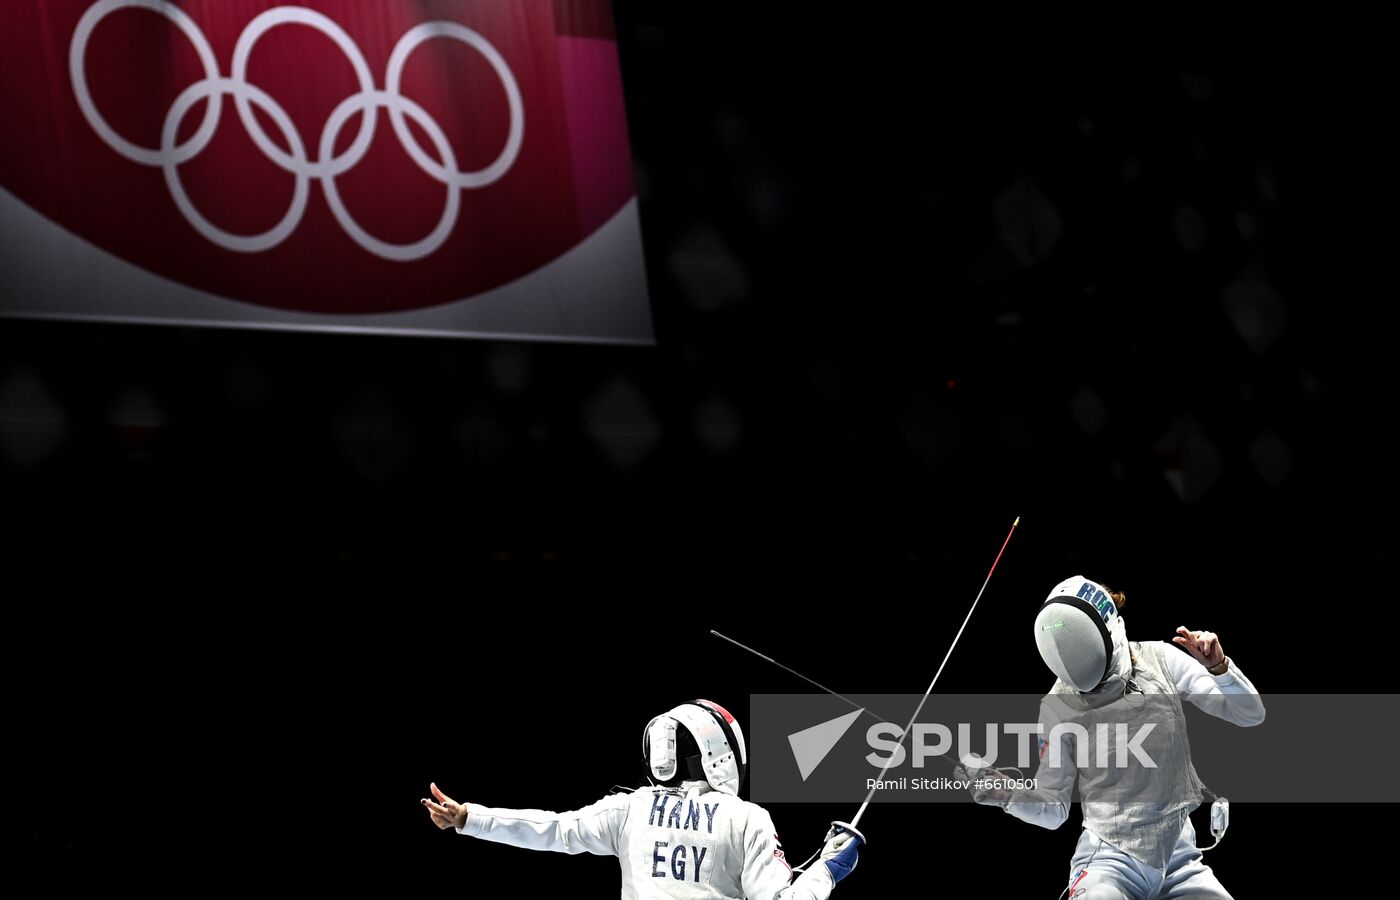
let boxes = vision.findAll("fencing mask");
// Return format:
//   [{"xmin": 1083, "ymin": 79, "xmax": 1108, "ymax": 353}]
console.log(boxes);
[
  {"xmin": 1034, "ymin": 575, "xmax": 1129, "ymax": 693},
  {"xmin": 642, "ymin": 699, "xmax": 748, "ymax": 796}
]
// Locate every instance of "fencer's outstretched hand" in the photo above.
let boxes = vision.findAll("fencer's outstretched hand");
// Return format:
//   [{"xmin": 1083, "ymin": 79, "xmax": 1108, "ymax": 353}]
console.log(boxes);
[
  {"xmin": 1173, "ymin": 626, "xmax": 1226, "ymax": 671},
  {"xmin": 421, "ymin": 782, "xmax": 467, "ymax": 830}
]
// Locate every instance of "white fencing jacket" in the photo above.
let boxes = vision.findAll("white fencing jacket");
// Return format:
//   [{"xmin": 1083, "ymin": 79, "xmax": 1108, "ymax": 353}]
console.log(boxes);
[
  {"xmin": 1005, "ymin": 642, "xmax": 1264, "ymax": 865},
  {"xmin": 457, "ymin": 781, "xmax": 835, "ymax": 900}
]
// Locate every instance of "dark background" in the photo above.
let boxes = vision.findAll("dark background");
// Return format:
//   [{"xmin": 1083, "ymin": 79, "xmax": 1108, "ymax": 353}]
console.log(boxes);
[{"xmin": 7, "ymin": 5, "xmax": 1395, "ymax": 895}]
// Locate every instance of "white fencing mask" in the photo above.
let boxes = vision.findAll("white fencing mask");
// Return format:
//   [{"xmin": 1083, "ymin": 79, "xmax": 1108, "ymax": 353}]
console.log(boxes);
[
  {"xmin": 1034, "ymin": 575, "xmax": 1129, "ymax": 693},
  {"xmin": 642, "ymin": 699, "xmax": 748, "ymax": 796}
]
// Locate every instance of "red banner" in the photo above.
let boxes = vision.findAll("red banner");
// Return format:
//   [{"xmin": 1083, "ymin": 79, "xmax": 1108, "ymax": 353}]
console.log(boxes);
[{"xmin": 0, "ymin": 0, "xmax": 651, "ymax": 342}]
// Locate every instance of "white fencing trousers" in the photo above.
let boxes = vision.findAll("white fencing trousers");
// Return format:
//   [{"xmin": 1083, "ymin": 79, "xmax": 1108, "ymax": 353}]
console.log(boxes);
[{"xmin": 1065, "ymin": 818, "xmax": 1231, "ymax": 899}]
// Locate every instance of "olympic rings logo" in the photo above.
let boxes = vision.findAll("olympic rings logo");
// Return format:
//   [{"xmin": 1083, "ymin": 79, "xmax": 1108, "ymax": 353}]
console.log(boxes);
[{"xmin": 69, "ymin": 0, "xmax": 525, "ymax": 261}]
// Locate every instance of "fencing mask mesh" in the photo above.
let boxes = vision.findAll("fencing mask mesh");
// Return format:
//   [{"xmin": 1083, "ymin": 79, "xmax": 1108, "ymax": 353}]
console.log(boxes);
[{"xmin": 1034, "ymin": 575, "xmax": 1123, "ymax": 692}]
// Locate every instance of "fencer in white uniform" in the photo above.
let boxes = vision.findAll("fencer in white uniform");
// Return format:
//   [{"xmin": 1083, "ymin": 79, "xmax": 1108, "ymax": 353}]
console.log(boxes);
[
  {"xmin": 421, "ymin": 699, "xmax": 862, "ymax": 899},
  {"xmin": 959, "ymin": 576, "xmax": 1264, "ymax": 899}
]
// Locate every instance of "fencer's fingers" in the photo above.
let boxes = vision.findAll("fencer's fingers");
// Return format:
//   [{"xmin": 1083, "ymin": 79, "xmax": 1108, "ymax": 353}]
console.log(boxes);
[
  {"xmin": 1175, "ymin": 636, "xmax": 1206, "ymax": 660},
  {"xmin": 1177, "ymin": 626, "xmax": 1194, "ymax": 639},
  {"xmin": 430, "ymin": 782, "xmax": 454, "ymax": 804},
  {"xmin": 423, "ymin": 799, "xmax": 453, "ymax": 817}
]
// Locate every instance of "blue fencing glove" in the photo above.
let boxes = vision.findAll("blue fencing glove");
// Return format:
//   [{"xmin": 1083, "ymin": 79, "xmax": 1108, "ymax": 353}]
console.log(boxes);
[{"xmin": 820, "ymin": 821, "xmax": 865, "ymax": 884}]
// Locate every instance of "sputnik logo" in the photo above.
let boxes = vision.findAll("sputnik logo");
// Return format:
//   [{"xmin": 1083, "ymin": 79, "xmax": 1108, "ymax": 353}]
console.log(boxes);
[{"xmin": 787, "ymin": 709, "xmax": 864, "ymax": 781}]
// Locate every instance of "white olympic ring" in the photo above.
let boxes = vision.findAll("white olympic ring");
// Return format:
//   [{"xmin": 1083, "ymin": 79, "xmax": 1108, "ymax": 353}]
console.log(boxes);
[{"xmin": 70, "ymin": 0, "xmax": 525, "ymax": 261}]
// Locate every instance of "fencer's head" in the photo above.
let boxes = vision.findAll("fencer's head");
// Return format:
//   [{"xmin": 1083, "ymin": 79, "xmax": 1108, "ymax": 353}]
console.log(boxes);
[
  {"xmin": 1034, "ymin": 575, "xmax": 1129, "ymax": 692},
  {"xmin": 642, "ymin": 699, "xmax": 748, "ymax": 795}
]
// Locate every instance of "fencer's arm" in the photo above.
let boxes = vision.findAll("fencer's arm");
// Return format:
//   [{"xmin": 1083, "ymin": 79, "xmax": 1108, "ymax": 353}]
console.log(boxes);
[
  {"xmin": 741, "ymin": 808, "xmax": 837, "ymax": 900},
  {"xmin": 1163, "ymin": 643, "xmax": 1266, "ymax": 726},
  {"xmin": 1001, "ymin": 705, "xmax": 1074, "ymax": 830},
  {"xmin": 455, "ymin": 793, "xmax": 629, "ymax": 856}
]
